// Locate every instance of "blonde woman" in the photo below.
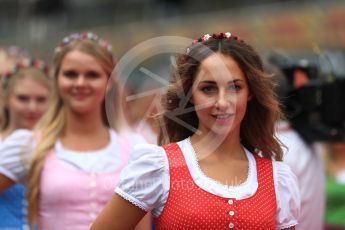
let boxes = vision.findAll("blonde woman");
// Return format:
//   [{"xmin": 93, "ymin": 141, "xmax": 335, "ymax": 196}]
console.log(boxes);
[
  {"xmin": 0, "ymin": 46, "xmax": 29, "ymax": 130},
  {"xmin": 0, "ymin": 32, "xmax": 149, "ymax": 230},
  {"xmin": 0, "ymin": 58, "xmax": 50, "ymax": 230},
  {"xmin": 0, "ymin": 59, "xmax": 51, "ymax": 137}
]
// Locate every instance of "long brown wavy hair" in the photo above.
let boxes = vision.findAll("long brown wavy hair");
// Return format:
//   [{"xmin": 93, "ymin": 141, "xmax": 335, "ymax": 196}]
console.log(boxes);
[{"xmin": 158, "ymin": 34, "xmax": 283, "ymax": 161}]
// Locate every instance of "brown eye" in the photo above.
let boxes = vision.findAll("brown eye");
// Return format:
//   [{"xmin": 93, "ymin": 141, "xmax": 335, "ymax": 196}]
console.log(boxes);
[
  {"xmin": 36, "ymin": 96, "xmax": 47, "ymax": 103},
  {"xmin": 201, "ymin": 85, "xmax": 217, "ymax": 94},
  {"xmin": 17, "ymin": 95, "xmax": 30, "ymax": 102},
  {"xmin": 228, "ymin": 84, "xmax": 241, "ymax": 91},
  {"xmin": 62, "ymin": 70, "xmax": 78, "ymax": 78},
  {"xmin": 86, "ymin": 71, "xmax": 101, "ymax": 79}
]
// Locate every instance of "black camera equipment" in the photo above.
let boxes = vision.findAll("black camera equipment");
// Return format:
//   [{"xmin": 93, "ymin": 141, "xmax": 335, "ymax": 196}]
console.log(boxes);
[{"xmin": 269, "ymin": 51, "xmax": 345, "ymax": 143}]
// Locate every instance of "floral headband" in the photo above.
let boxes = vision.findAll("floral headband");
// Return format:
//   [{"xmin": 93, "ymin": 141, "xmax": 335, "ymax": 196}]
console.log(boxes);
[
  {"xmin": 186, "ymin": 32, "xmax": 242, "ymax": 54},
  {"xmin": 1, "ymin": 58, "xmax": 49, "ymax": 89},
  {"xmin": 55, "ymin": 32, "xmax": 115, "ymax": 61}
]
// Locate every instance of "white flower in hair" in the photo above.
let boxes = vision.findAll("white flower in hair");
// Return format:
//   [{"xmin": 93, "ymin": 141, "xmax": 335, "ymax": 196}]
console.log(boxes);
[
  {"xmin": 70, "ymin": 33, "xmax": 79, "ymax": 40},
  {"xmin": 225, "ymin": 32, "xmax": 231, "ymax": 38},
  {"xmin": 186, "ymin": 47, "xmax": 190, "ymax": 54},
  {"xmin": 87, "ymin": 32, "xmax": 94, "ymax": 39},
  {"xmin": 202, "ymin": 34, "xmax": 211, "ymax": 41},
  {"xmin": 22, "ymin": 58, "xmax": 31, "ymax": 66},
  {"xmin": 62, "ymin": 37, "xmax": 70, "ymax": 43}
]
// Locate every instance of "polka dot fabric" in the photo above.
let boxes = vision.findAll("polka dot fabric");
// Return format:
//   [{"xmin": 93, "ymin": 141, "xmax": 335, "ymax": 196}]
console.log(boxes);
[{"xmin": 154, "ymin": 143, "xmax": 276, "ymax": 229}]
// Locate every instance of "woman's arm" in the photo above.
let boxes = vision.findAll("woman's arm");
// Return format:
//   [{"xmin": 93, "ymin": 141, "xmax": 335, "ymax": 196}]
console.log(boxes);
[
  {"xmin": 91, "ymin": 194, "xmax": 148, "ymax": 230},
  {"xmin": 0, "ymin": 174, "xmax": 15, "ymax": 192},
  {"xmin": 134, "ymin": 213, "xmax": 152, "ymax": 230}
]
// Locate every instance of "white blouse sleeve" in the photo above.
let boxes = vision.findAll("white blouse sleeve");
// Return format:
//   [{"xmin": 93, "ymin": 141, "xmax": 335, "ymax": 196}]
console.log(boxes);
[
  {"xmin": 0, "ymin": 129, "xmax": 35, "ymax": 182},
  {"xmin": 273, "ymin": 161, "xmax": 301, "ymax": 229},
  {"xmin": 115, "ymin": 143, "xmax": 169, "ymax": 216}
]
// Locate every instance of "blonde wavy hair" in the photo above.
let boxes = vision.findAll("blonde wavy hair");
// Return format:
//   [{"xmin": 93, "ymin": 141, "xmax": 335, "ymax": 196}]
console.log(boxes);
[{"xmin": 26, "ymin": 38, "xmax": 119, "ymax": 224}]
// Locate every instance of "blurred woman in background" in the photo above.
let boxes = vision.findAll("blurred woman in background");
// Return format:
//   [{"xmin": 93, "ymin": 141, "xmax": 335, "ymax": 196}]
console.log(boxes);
[
  {"xmin": 0, "ymin": 32, "xmax": 150, "ymax": 230},
  {"xmin": 0, "ymin": 57, "xmax": 51, "ymax": 230}
]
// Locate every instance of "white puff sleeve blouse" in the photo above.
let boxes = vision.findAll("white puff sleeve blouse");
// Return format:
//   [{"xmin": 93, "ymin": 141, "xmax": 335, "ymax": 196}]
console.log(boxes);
[
  {"xmin": 0, "ymin": 129, "xmax": 34, "ymax": 182},
  {"xmin": 115, "ymin": 138, "xmax": 300, "ymax": 230},
  {"xmin": 0, "ymin": 129, "xmax": 147, "ymax": 182}
]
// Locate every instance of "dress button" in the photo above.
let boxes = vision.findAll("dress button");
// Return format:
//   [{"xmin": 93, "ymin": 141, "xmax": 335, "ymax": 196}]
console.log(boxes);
[
  {"xmin": 228, "ymin": 199, "xmax": 233, "ymax": 204},
  {"xmin": 229, "ymin": 211, "xmax": 235, "ymax": 216},
  {"xmin": 229, "ymin": 222, "xmax": 234, "ymax": 228},
  {"xmin": 90, "ymin": 202, "xmax": 97, "ymax": 209}
]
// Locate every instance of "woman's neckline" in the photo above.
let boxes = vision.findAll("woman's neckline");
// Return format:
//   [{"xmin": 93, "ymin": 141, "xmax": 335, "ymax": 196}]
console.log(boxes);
[
  {"xmin": 56, "ymin": 129, "xmax": 114, "ymax": 154},
  {"xmin": 186, "ymin": 137, "xmax": 252, "ymax": 189}
]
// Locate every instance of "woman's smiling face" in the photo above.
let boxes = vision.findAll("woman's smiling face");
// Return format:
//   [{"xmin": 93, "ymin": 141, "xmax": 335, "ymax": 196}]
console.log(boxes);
[
  {"xmin": 57, "ymin": 50, "xmax": 109, "ymax": 115},
  {"xmin": 6, "ymin": 77, "xmax": 50, "ymax": 130},
  {"xmin": 191, "ymin": 53, "xmax": 251, "ymax": 136}
]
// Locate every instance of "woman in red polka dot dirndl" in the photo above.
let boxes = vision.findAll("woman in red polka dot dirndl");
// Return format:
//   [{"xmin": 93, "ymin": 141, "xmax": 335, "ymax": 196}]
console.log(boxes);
[{"xmin": 92, "ymin": 32, "xmax": 301, "ymax": 230}]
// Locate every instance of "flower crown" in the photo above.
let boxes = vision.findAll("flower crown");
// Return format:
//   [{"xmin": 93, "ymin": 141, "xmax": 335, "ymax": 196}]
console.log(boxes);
[
  {"xmin": 1, "ymin": 58, "xmax": 49, "ymax": 89},
  {"xmin": 55, "ymin": 32, "xmax": 114, "ymax": 58},
  {"xmin": 187, "ymin": 32, "xmax": 242, "ymax": 54}
]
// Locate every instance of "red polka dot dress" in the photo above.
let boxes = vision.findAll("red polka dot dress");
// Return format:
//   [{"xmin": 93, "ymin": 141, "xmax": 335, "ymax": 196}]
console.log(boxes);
[{"xmin": 154, "ymin": 143, "xmax": 276, "ymax": 229}]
